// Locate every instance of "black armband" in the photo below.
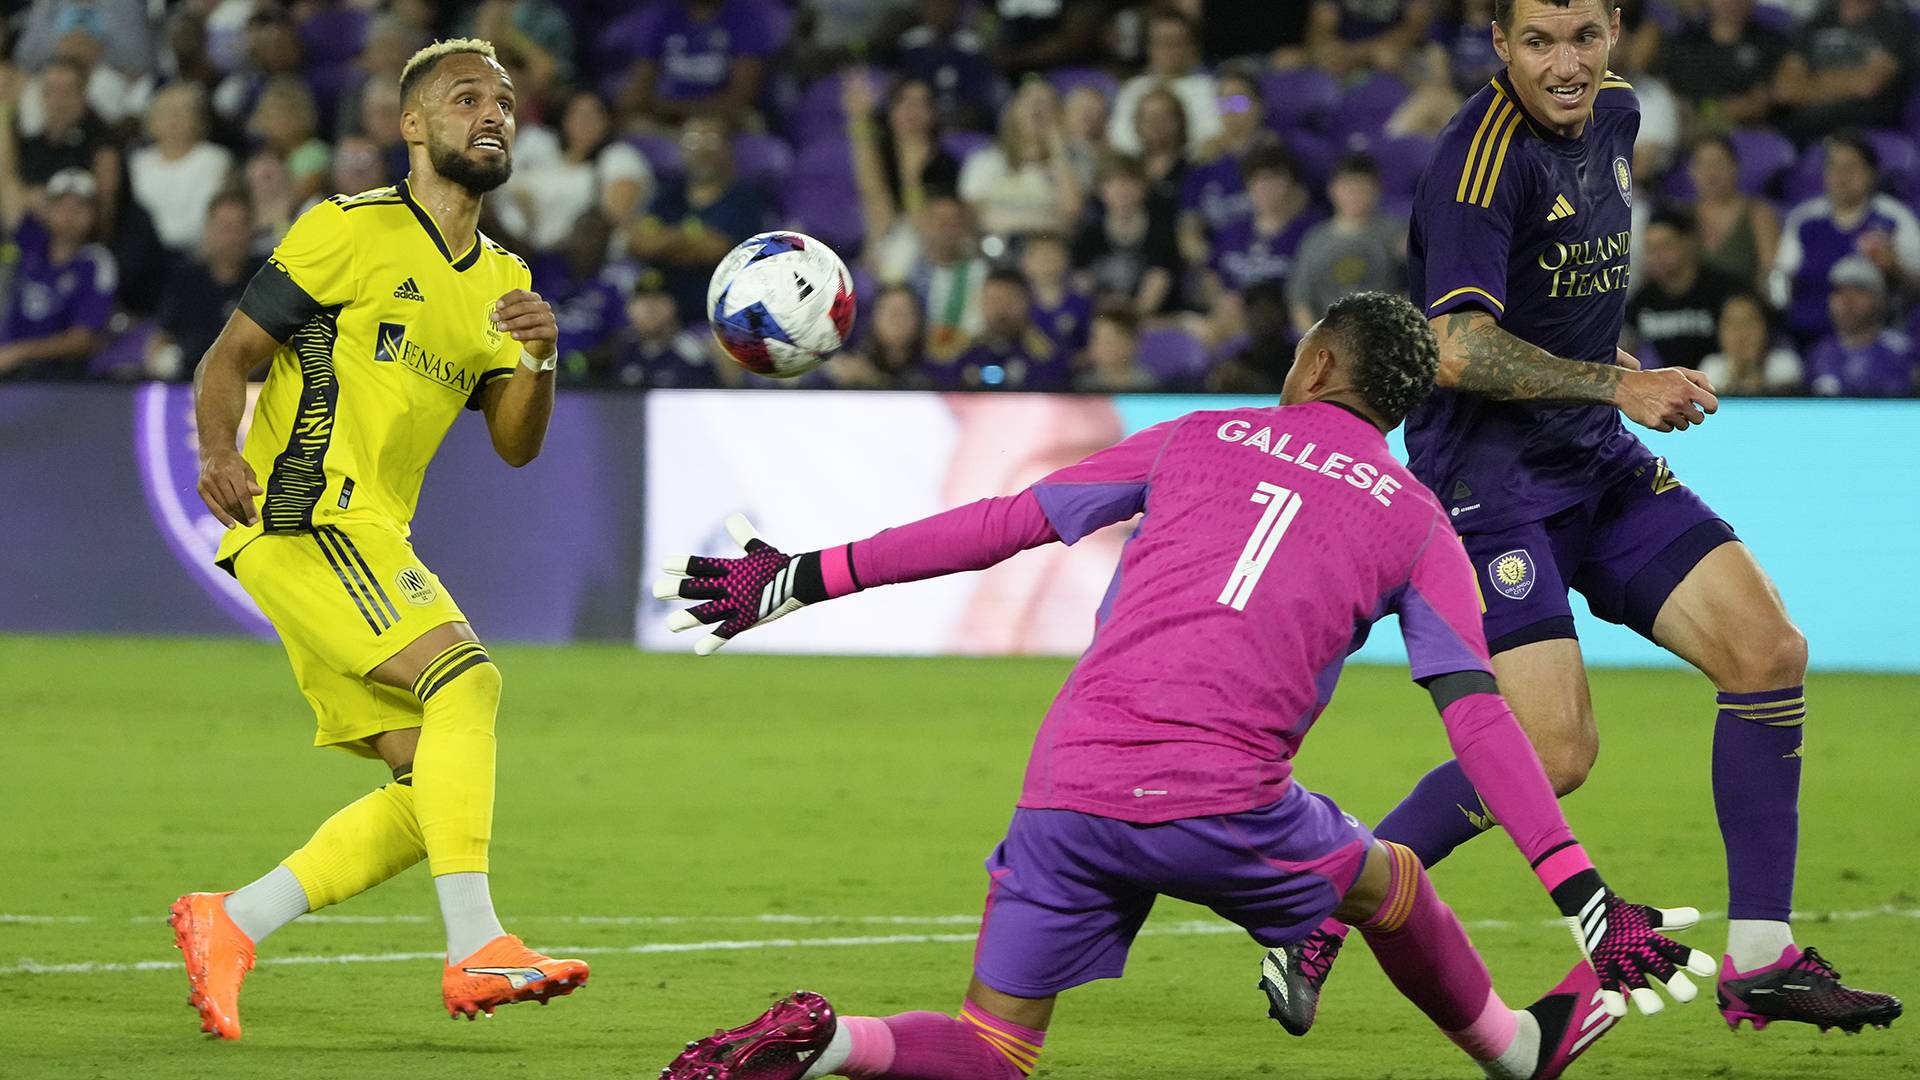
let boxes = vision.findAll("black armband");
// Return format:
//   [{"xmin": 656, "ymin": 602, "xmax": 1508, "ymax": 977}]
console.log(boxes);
[
  {"xmin": 1548, "ymin": 866, "xmax": 1609, "ymax": 921},
  {"xmin": 237, "ymin": 261, "xmax": 323, "ymax": 343},
  {"xmin": 1418, "ymin": 669, "xmax": 1500, "ymax": 711},
  {"xmin": 791, "ymin": 550, "xmax": 828, "ymax": 605}
]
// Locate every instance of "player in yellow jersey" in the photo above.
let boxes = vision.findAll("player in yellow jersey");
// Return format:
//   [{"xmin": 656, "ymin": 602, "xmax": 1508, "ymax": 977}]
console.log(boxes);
[{"xmin": 168, "ymin": 39, "xmax": 588, "ymax": 1039}]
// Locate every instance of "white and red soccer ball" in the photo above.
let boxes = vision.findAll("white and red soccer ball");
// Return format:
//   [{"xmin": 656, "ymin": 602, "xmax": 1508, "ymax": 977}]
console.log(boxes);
[{"xmin": 706, "ymin": 231, "xmax": 856, "ymax": 378}]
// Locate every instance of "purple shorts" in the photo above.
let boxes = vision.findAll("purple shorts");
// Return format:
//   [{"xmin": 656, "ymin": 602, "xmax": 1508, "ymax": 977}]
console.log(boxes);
[
  {"xmin": 1461, "ymin": 456, "xmax": 1737, "ymax": 655},
  {"xmin": 972, "ymin": 782, "xmax": 1373, "ymax": 998}
]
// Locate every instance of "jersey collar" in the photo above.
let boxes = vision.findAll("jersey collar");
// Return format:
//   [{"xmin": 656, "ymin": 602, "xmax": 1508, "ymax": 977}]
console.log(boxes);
[{"xmin": 398, "ymin": 179, "xmax": 483, "ymax": 272}]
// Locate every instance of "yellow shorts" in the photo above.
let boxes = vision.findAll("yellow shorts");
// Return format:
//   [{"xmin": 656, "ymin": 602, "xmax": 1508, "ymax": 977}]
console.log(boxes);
[{"xmin": 231, "ymin": 521, "xmax": 468, "ymax": 758}]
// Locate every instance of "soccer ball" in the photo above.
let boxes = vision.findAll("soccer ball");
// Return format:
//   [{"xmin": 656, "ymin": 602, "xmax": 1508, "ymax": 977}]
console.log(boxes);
[{"xmin": 706, "ymin": 231, "xmax": 856, "ymax": 378}]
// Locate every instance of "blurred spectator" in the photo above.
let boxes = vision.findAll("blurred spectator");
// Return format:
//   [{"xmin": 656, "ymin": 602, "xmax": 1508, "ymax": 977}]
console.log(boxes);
[
  {"xmin": 1071, "ymin": 151, "xmax": 1178, "ymax": 316},
  {"xmin": 1204, "ymin": 279, "xmax": 1292, "ymax": 393},
  {"xmin": 1021, "ymin": 231, "xmax": 1091, "ymax": 361},
  {"xmin": 1657, "ymin": 0, "xmax": 1789, "ymax": 132},
  {"xmin": 533, "ymin": 209, "xmax": 630, "ymax": 377},
  {"xmin": 498, "ymin": 90, "xmax": 652, "ymax": 252},
  {"xmin": 16, "ymin": 0, "xmax": 155, "ymax": 82},
  {"xmin": 0, "ymin": 166, "xmax": 114, "ymax": 379},
  {"xmin": 16, "ymin": 21, "xmax": 152, "ymax": 131},
  {"xmin": 244, "ymin": 149, "xmax": 297, "ymax": 254},
  {"xmin": 12, "ymin": 56, "xmax": 119, "ymax": 226},
  {"xmin": 1133, "ymin": 87, "xmax": 1190, "ymax": 241},
  {"xmin": 612, "ymin": 0, "xmax": 775, "ymax": 131},
  {"xmin": 629, "ymin": 116, "xmax": 768, "ymax": 323},
  {"xmin": 1108, "ymin": 10, "xmax": 1220, "ymax": 157},
  {"xmin": 896, "ymin": 0, "xmax": 1000, "ymax": 133},
  {"xmin": 213, "ymin": 10, "xmax": 305, "ymax": 131},
  {"xmin": 849, "ymin": 72, "xmax": 962, "ymax": 274},
  {"xmin": 1684, "ymin": 135, "xmax": 1779, "ymax": 293},
  {"xmin": 934, "ymin": 265, "xmax": 1070, "ymax": 389},
  {"xmin": 793, "ymin": 0, "xmax": 917, "ymax": 81},
  {"xmin": 1306, "ymin": 0, "xmax": 1434, "ymax": 80},
  {"xmin": 1773, "ymin": 0, "xmax": 1912, "ymax": 145},
  {"xmin": 338, "ymin": 14, "xmax": 428, "ymax": 144},
  {"xmin": 329, "ymin": 134, "xmax": 390, "ymax": 198},
  {"xmin": 907, "ymin": 191, "xmax": 985, "ymax": 360},
  {"xmin": 1805, "ymin": 254, "xmax": 1915, "ymax": 395},
  {"xmin": 249, "ymin": 76, "xmax": 332, "ymax": 209},
  {"xmin": 358, "ymin": 81, "xmax": 410, "ymax": 186},
  {"xmin": 1074, "ymin": 303, "xmax": 1157, "ymax": 391},
  {"xmin": 129, "ymin": 84, "xmax": 232, "ymax": 253},
  {"xmin": 144, "ymin": 191, "xmax": 262, "ymax": 381},
  {"xmin": 1204, "ymin": 145, "xmax": 1321, "ymax": 305},
  {"xmin": 1177, "ymin": 64, "xmax": 1271, "ymax": 253},
  {"xmin": 823, "ymin": 282, "xmax": 929, "ymax": 388},
  {"xmin": 1060, "ymin": 83, "xmax": 1108, "ymax": 192},
  {"xmin": 1289, "ymin": 153, "xmax": 1405, "ymax": 333},
  {"xmin": 459, "ymin": 0, "xmax": 578, "ymax": 93},
  {"xmin": 990, "ymin": 0, "xmax": 1107, "ymax": 76},
  {"xmin": 1772, "ymin": 132, "xmax": 1920, "ymax": 345},
  {"xmin": 1440, "ymin": 0, "xmax": 1502, "ymax": 96},
  {"xmin": 203, "ymin": 0, "xmax": 256, "ymax": 77},
  {"xmin": 1699, "ymin": 291, "xmax": 1804, "ymax": 395},
  {"xmin": 1384, "ymin": 41, "xmax": 1465, "ymax": 137},
  {"xmin": 959, "ymin": 79, "xmax": 1083, "ymax": 239},
  {"xmin": 600, "ymin": 269, "xmax": 721, "ymax": 387},
  {"xmin": 1626, "ymin": 206, "xmax": 1744, "ymax": 371}
]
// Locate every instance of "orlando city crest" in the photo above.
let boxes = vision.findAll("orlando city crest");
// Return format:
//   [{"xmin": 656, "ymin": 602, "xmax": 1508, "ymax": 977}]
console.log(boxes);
[
  {"xmin": 1612, "ymin": 156, "xmax": 1632, "ymax": 207},
  {"xmin": 1489, "ymin": 549, "xmax": 1536, "ymax": 600}
]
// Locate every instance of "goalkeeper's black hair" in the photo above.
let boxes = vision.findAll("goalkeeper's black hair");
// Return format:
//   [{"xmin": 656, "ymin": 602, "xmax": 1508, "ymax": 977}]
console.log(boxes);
[
  {"xmin": 1315, "ymin": 292, "xmax": 1439, "ymax": 428},
  {"xmin": 1494, "ymin": 0, "xmax": 1615, "ymax": 31}
]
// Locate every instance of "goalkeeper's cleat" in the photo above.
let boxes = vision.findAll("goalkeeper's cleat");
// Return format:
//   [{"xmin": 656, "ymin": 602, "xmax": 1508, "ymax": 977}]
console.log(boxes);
[
  {"xmin": 1259, "ymin": 927, "xmax": 1345, "ymax": 1036},
  {"xmin": 661, "ymin": 990, "xmax": 838, "ymax": 1080},
  {"xmin": 1514, "ymin": 960, "xmax": 1617, "ymax": 1080},
  {"xmin": 1716, "ymin": 946, "xmax": 1903, "ymax": 1034},
  {"xmin": 442, "ymin": 935, "xmax": 589, "ymax": 1019},
  {"xmin": 168, "ymin": 892, "xmax": 255, "ymax": 1040}
]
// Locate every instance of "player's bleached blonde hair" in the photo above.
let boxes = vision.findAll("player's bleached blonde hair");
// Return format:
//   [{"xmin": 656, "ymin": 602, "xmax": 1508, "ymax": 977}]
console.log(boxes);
[{"xmin": 398, "ymin": 38, "xmax": 501, "ymax": 107}]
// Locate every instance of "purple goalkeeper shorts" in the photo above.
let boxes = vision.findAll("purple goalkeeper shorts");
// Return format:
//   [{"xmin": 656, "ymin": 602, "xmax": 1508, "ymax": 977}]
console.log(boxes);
[
  {"xmin": 971, "ymin": 782, "xmax": 1372, "ymax": 998},
  {"xmin": 1461, "ymin": 456, "xmax": 1738, "ymax": 655}
]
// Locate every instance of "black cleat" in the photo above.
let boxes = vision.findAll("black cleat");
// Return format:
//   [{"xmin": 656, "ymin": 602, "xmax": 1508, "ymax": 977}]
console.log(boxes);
[
  {"xmin": 1258, "ymin": 928, "xmax": 1344, "ymax": 1036},
  {"xmin": 1717, "ymin": 946, "xmax": 1903, "ymax": 1033}
]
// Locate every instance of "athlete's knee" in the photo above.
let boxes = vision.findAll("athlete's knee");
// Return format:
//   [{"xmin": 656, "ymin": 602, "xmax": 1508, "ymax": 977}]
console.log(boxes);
[
  {"xmin": 1343, "ymin": 840, "xmax": 1423, "ymax": 929},
  {"xmin": 410, "ymin": 641, "xmax": 499, "ymax": 705},
  {"xmin": 1536, "ymin": 734, "xmax": 1596, "ymax": 796}
]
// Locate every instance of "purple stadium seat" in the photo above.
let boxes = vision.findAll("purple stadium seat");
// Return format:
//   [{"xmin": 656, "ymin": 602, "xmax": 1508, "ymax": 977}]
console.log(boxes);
[
  {"xmin": 1048, "ymin": 66, "xmax": 1118, "ymax": 105},
  {"xmin": 300, "ymin": 7, "xmax": 369, "ymax": 66},
  {"xmin": 1368, "ymin": 135, "xmax": 1435, "ymax": 198},
  {"xmin": 1137, "ymin": 328, "xmax": 1208, "ymax": 388},
  {"xmin": 626, "ymin": 132, "xmax": 684, "ymax": 180},
  {"xmin": 1752, "ymin": 5, "xmax": 1796, "ymax": 32},
  {"xmin": 1334, "ymin": 72, "xmax": 1410, "ymax": 146},
  {"xmin": 304, "ymin": 62, "xmax": 359, "ymax": 138},
  {"xmin": 732, "ymin": 131, "xmax": 793, "ymax": 186},
  {"xmin": 1261, "ymin": 68, "xmax": 1339, "ymax": 134},
  {"xmin": 782, "ymin": 137, "xmax": 864, "ymax": 252},
  {"xmin": 942, "ymin": 130, "xmax": 993, "ymax": 163},
  {"xmin": 1279, "ymin": 127, "xmax": 1338, "ymax": 191},
  {"xmin": 786, "ymin": 71, "xmax": 882, "ymax": 149},
  {"xmin": 1785, "ymin": 131, "xmax": 1920, "ymax": 204},
  {"xmin": 1726, "ymin": 128, "xmax": 1798, "ymax": 198}
]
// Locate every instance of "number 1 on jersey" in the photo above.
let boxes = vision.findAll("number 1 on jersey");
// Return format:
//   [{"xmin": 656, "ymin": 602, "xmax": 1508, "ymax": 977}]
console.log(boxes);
[{"xmin": 1218, "ymin": 482, "xmax": 1302, "ymax": 611}]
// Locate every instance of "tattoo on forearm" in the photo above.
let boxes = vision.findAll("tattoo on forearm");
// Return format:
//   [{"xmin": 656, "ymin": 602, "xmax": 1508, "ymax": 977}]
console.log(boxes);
[{"xmin": 1443, "ymin": 312, "xmax": 1624, "ymax": 404}]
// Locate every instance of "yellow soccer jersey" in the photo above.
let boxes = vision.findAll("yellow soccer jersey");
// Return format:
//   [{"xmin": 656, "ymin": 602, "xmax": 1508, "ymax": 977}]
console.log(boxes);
[{"xmin": 216, "ymin": 181, "xmax": 529, "ymax": 566}]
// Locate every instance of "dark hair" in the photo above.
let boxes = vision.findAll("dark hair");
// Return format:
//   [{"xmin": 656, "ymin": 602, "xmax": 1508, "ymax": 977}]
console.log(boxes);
[
  {"xmin": 1317, "ymin": 292, "xmax": 1440, "ymax": 426},
  {"xmin": 1332, "ymin": 152, "xmax": 1379, "ymax": 180},
  {"xmin": 1494, "ymin": 0, "xmax": 1616, "ymax": 31},
  {"xmin": 1239, "ymin": 144, "xmax": 1301, "ymax": 185},
  {"xmin": 1692, "ymin": 133, "xmax": 1736, "ymax": 163},
  {"xmin": 555, "ymin": 88, "xmax": 616, "ymax": 158},
  {"xmin": 1134, "ymin": 86, "xmax": 1189, "ymax": 148},
  {"xmin": 1241, "ymin": 279, "xmax": 1289, "ymax": 310},
  {"xmin": 985, "ymin": 266, "xmax": 1031, "ymax": 292},
  {"xmin": 1646, "ymin": 204, "xmax": 1696, "ymax": 236},
  {"xmin": 1092, "ymin": 301, "xmax": 1140, "ymax": 337},
  {"xmin": 208, "ymin": 190, "xmax": 252, "ymax": 217},
  {"xmin": 1824, "ymin": 130, "xmax": 1877, "ymax": 173},
  {"xmin": 1145, "ymin": 8, "xmax": 1198, "ymax": 41}
]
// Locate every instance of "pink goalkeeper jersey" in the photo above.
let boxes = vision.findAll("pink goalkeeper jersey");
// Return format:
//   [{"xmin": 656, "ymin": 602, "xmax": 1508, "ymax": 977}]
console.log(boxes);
[{"xmin": 851, "ymin": 401, "xmax": 1494, "ymax": 824}]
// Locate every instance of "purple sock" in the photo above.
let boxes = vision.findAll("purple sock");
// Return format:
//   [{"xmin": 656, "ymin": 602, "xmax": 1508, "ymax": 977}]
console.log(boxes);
[
  {"xmin": 1713, "ymin": 687, "xmax": 1804, "ymax": 921},
  {"xmin": 1374, "ymin": 759, "xmax": 1497, "ymax": 868}
]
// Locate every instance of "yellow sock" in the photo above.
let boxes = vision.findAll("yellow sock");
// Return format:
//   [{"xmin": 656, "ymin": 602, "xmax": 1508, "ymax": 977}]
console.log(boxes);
[
  {"xmin": 283, "ymin": 781, "xmax": 426, "ymax": 909},
  {"xmin": 411, "ymin": 643, "xmax": 499, "ymax": 876}
]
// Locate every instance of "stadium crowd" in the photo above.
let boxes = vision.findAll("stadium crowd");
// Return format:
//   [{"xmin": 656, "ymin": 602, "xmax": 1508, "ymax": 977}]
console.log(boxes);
[{"xmin": 0, "ymin": 0, "xmax": 1916, "ymax": 395}]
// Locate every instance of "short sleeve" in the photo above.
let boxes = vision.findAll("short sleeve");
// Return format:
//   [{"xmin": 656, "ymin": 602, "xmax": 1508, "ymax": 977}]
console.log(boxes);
[
  {"xmin": 1396, "ymin": 516, "xmax": 1496, "ymax": 681},
  {"xmin": 957, "ymin": 146, "xmax": 1002, "ymax": 203},
  {"xmin": 1413, "ymin": 96, "xmax": 1526, "ymax": 318},
  {"xmin": 268, "ymin": 201, "xmax": 356, "ymax": 308},
  {"xmin": 1028, "ymin": 419, "xmax": 1180, "ymax": 543}
]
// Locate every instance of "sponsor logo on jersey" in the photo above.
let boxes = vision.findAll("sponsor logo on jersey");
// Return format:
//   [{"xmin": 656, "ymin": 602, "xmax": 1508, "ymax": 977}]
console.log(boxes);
[
  {"xmin": 375, "ymin": 322, "xmax": 480, "ymax": 396},
  {"xmin": 1637, "ymin": 456, "xmax": 1684, "ymax": 494},
  {"xmin": 394, "ymin": 277, "xmax": 426, "ymax": 301},
  {"xmin": 374, "ymin": 322, "xmax": 406, "ymax": 363},
  {"xmin": 1537, "ymin": 229, "xmax": 1632, "ymax": 298},
  {"xmin": 395, "ymin": 565, "xmax": 439, "ymax": 606},
  {"xmin": 1489, "ymin": 549, "xmax": 1536, "ymax": 600},
  {"xmin": 1547, "ymin": 194, "xmax": 1577, "ymax": 222},
  {"xmin": 1613, "ymin": 156, "xmax": 1632, "ymax": 207}
]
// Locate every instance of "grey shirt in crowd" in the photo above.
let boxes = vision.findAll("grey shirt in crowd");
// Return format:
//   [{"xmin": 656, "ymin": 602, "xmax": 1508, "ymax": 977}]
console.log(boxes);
[{"xmin": 1287, "ymin": 213, "xmax": 1408, "ymax": 321}]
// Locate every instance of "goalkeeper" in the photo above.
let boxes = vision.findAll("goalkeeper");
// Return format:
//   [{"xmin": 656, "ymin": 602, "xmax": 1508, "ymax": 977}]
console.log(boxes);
[{"xmin": 652, "ymin": 293, "xmax": 1712, "ymax": 1080}]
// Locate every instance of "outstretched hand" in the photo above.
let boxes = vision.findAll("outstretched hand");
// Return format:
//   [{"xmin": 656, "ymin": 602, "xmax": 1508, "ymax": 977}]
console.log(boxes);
[
  {"xmin": 1565, "ymin": 886, "xmax": 1716, "ymax": 1017},
  {"xmin": 654, "ymin": 514, "xmax": 812, "ymax": 655}
]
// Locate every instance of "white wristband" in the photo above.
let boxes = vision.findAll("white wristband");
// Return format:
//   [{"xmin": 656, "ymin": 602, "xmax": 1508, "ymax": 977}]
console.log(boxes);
[{"xmin": 519, "ymin": 346, "xmax": 556, "ymax": 373}]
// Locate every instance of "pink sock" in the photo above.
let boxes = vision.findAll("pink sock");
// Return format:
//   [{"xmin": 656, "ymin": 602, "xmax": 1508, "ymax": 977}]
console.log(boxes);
[
  {"xmin": 870, "ymin": 1006, "xmax": 1043, "ymax": 1080},
  {"xmin": 1357, "ymin": 845, "xmax": 1493, "ymax": 1033},
  {"xmin": 839, "ymin": 1016, "xmax": 896, "ymax": 1079},
  {"xmin": 1442, "ymin": 986, "xmax": 1519, "ymax": 1061}
]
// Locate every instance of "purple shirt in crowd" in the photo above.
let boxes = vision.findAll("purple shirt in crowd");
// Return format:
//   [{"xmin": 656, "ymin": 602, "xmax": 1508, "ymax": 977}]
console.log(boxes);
[
  {"xmin": 933, "ymin": 327, "xmax": 1071, "ymax": 391},
  {"xmin": 1772, "ymin": 194, "xmax": 1920, "ymax": 342},
  {"xmin": 626, "ymin": 0, "xmax": 774, "ymax": 102},
  {"xmin": 1180, "ymin": 154, "xmax": 1252, "ymax": 234},
  {"xmin": 1211, "ymin": 210, "xmax": 1322, "ymax": 293},
  {"xmin": 1032, "ymin": 290, "xmax": 1092, "ymax": 356},
  {"xmin": 1407, "ymin": 70, "xmax": 1650, "ymax": 533},
  {"xmin": 1805, "ymin": 329, "xmax": 1915, "ymax": 396},
  {"xmin": 0, "ymin": 217, "xmax": 115, "ymax": 346}
]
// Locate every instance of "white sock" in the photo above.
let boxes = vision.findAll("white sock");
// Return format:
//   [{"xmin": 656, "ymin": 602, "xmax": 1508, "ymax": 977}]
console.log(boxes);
[
  {"xmin": 435, "ymin": 872, "xmax": 507, "ymax": 963},
  {"xmin": 222, "ymin": 865, "xmax": 311, "ymax": 945},
  {"xmin": 798, "ymin": 1024, "xmax": 852, "ymax": 1080},
  {"xmin": 1725, "ymin": 919, "xmax": 1794, "ymax": 972},
  {"xmin": 1478, "ymin": 1009, "xmax": 1539, "ymax": 1080}
]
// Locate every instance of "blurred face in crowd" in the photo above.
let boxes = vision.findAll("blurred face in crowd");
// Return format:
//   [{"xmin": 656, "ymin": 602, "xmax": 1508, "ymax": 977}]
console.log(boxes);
[
  {"xmin": 1215, "ymin": 76, "xmax": 1262, "ymax": 146},
  {"xmin": 1329, "ymin": 170, "xmax": 1380, "ymax": 221},
  {"xmin": 42, "ymin": 191, "xmax": 94, "ymax": 246},
  {"xmin": 1246, "ymin": 167, "xmax": 1299, "ymax": 219},
  {"xmin": 918, "ymin": 197, "xmax": 972, "ymax": 263},
  {"xmin": 1145, "ymin": 16, "xmax": 1196, "ymax": 78},
  {"xmin": 1063, "ymin": 86, "xmax": 1107, "ymax": 143},
  {"xmin": 248, "ymin": 150, "xmax": 291, "ymax": 209},
  {"xmin": 1829, "ymin": 283, "xmax": 1883, "ymax": 337},
  {"xmin": 360, "ymin": 19, "xmax": 420, "ymax": 78},
  {"xmin": 333, "ymin": 134, "xmax": 387, "ymax": 194},
  {"xmin": 1020, "ymin": 237, "xmax": 1068, "ymax": 287},
  {"xmin": 1134, "ymin": 91, "xmax": 1185, "ymax": 156},
  {"xmin": 888, "ymin": 80, "xmax": 936, "ymax": 141},
  {"xmin": 562, "ymin": 92, "xmax": 612, "ymax": 158},
  {"xmin": 1100, "ymin": 171, "xmax": 1146, "ymax": 214},
  {"xmin": 362, "ymin": 83, "xmax": 403, "ymax": 146},
  {"xmin": 870, "ymin": 287, "xmax": 923, "ymax": 359},
  {"xmin": 249, "ymin": 21, "xmax": 304, "ymax": 75},
  {"xmin": 1642, "ymin": 222, "xmax": 1696, "ymax": 290},
  {"xmin": 1717, "ymin": 294, "xmax": 1768, "ymax": 364},
  {"xmin": 980, "ymin": 278, "xmax": 1031, "ymax": 338},
  {"xmin": 1823, "ymin": 143, "xmax": 1874, "ymax": 210},
  {"xmin": 251, "ymin": 89, "xmax": 312, "ymax": 153},
  {"xmin": 204, "ymin": 199, "xmax": 253, "ymax": 265},
  {"xmin": 1088, "ymin": 318, "xmax": 1136, "ymax": 370},
  {"xmin": 1688, "ymin": 140, "xmax": 1738, "ymax": 200},
  {"xmin": 1705, "ymin": 0, "xmax": 1754, "ymax": 25},
  {"xmin": 1492, "ymin": 0, "xmax": 1618, "ymax": 139},
  {"xmin": 42, "ymin": 64, "xmax": 86, "ymax": 134},
  {"xmin": 147, "ymin": 87, "xmax": 204, "ymax": 152},
  {"xmin": 629, "ymin": 292, "xmax": 679, "ymax": 338},
  {"xmin": 681, "ymin": 117, "xmax": 732, "ymax": 183},
  {"xmin": 1836, "ymin": 0, "xmax": 1877, "ymax": 25}
]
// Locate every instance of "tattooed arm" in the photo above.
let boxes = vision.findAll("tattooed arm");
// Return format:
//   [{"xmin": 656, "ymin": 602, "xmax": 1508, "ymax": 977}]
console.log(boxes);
[{"xmin": 1431, "ymin": 309, "xmax": 1720, "ymax": 432}]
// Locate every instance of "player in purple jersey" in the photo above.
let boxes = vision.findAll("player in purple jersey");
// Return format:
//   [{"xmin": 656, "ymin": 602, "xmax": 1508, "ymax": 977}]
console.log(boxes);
[
  {"xmin": 1296, "ymin": 0, "xmax": 1902, "ymax": 1039},
  {"xmin": 651, "ymin": 294, "xmax": 1710, "ymax": 1080}
]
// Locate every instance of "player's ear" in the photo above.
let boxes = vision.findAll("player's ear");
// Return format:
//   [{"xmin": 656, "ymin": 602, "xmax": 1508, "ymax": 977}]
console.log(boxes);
[{"xmin": 1491, "ymin": 18, "xmax": 1509, "ymax": 63}]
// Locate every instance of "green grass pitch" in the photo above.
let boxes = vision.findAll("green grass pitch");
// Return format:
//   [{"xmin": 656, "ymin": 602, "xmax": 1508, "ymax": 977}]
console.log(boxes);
[{"xmin": 2, "ymin": 636, "xmax": 1914, "ymax": 1079}]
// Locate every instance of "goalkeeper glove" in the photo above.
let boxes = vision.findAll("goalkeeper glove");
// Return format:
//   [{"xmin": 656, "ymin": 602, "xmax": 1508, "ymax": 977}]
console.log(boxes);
[
  {"xmin": 1551, "ymin": 868, "xmax": 1717, "ymax": 1017},
  {"xmin": 654, "ymin": 514, "xmax": 832, "ymax": 655}
]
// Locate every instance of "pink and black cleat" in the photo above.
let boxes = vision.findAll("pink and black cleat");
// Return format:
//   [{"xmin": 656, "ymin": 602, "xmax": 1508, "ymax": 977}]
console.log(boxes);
[
  {"xmin": 1717, "ymin": 946, "xmax": 1902, "ymax": 1034},
  {"xmin": 1521, "ymin": 960, "xmax": 1618, "ymax": 1080},
  {"xmin": 662, "ymin": 990, "xmax": 838, "ymax": 1080}
]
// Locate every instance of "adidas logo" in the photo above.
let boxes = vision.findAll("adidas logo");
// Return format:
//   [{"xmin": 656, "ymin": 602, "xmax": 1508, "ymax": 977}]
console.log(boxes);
[
  {"xmin": 1547, "ymin": 194, "xmax": 1576, "ymax": 222},
  {"xmin": 393, "ymin": 277, "xmax": 426, "ymax": 301}
]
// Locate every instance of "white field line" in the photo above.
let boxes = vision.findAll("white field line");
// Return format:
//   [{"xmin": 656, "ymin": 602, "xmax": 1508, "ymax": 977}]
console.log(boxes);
[{"xmin": 9, "ymin": 908, "xmax": 1919, "ymax": 976}]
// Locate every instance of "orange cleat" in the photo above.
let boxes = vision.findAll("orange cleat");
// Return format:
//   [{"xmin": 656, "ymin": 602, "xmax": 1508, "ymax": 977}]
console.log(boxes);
[
  {"xmin": 442, "ymin": 934, "xmax": 589, "ymax": 1019},
  {"xmin": 168, "ymin": 892, "xmax": 256, "ymax": 1040}
]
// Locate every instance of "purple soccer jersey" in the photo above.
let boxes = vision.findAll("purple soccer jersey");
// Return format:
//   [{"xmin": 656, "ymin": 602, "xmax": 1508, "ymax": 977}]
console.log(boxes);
[
  {"xmin": 630, "ymin": 0, "xmax": 774, "ymax": 102},
  {"xmin": 1406, "ymin": 71, "xmax": 1653, "ymax": 533},
  {"xmin": 1210, "ymin": 210, "xmax": 1321, "ymax": 293},
  {"xmin": 1805, "ymin": 329, "xmax": 1916, "ymax": 397},
  {"xmin": 0, "ymin": 218, "xmax": 116, "ymax": 345},
  {"xmin": 1773, "ymin": 194, "xmax": 1920, "ymax": 342},
  {"xmin": 1180, "ymin": 154, "xmax": 1252, "ymax": 234}
]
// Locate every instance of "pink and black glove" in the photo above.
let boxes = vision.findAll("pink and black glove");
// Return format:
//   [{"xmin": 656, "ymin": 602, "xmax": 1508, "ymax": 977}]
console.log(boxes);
[
  {"xmin": 1551, "ymin": 868, "xmax": 1717, "ymax": 1017},
  {"xmin": 653, "ymin": 514, "xmax": 853, "ymax": 655}
]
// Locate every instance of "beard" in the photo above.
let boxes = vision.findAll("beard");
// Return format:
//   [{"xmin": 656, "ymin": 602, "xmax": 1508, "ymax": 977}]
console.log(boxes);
[{"xmin": 429, "ymin": 133, "xmax": 512, "ymax": 195}]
